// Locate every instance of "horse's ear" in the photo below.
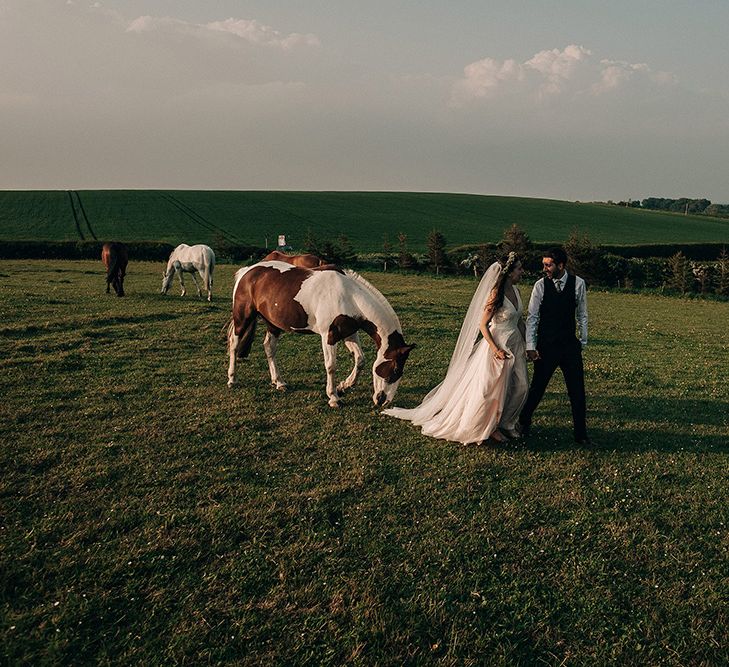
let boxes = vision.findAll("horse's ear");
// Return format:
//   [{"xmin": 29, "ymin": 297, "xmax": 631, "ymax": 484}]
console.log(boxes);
[{"xmin": 400, "ymin": 343, "xmax": 416, "ymax": 357}]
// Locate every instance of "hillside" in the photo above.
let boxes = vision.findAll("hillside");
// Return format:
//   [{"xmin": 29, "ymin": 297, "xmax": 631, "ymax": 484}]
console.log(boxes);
[{"xmin": 1, "ymin": 190, "xmax": 728, "ymax": 252}]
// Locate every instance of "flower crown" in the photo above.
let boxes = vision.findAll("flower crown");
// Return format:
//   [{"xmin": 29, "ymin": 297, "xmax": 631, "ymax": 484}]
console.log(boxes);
[{"xmin": 501, "ymin": 251, "xmax": 519, "ymax": 275}]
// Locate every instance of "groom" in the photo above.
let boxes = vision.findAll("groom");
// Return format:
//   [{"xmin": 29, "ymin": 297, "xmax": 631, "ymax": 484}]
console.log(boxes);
[{"xmin": 519, "ymin": 247, "xmax": 591, "ymax": 445}]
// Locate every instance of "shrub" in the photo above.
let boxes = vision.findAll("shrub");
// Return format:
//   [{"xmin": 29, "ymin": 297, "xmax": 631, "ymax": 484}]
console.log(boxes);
[
  {"xmin": 426, "ymin": 229, "xmax": 448, "ymax": 274},
  {"xmin": 397, "ymin": 232, "xmax": 416, "ymax": 269},
  {"xmin": 665, "ymin": 252, "xmax": 691, "ymax": 293},
  {"xmin": 500, "ymin": 223, "xmax": 532, "ymax": 255},
  {"xmin": 0, "ymin": 240, "xmax": 176, "ymax": 262},
  {"xmin": 565, "ymin": 229, "xmax": 598, "ymax": 284}
]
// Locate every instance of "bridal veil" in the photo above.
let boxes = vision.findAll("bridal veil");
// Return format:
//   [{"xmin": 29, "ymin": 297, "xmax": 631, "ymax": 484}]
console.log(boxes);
[{"xmin": 383, "ymin": 261, "xmax": 502, "ymax": 425}]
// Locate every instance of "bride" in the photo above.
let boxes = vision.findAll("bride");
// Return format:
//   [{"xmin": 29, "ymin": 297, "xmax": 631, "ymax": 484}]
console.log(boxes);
[{"xmin": 383, "ymin": 252, "xmax": 528, "ymax": 445}]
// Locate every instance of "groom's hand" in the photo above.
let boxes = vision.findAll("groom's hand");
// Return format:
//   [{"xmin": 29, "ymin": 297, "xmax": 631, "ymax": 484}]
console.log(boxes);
[{"xmin": 526, "ymin": 350, "xmax": 540, "ymax": 361}]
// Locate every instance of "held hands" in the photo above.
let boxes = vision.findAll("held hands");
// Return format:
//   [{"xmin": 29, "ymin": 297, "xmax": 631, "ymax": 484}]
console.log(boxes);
[
  {"xmin": 492, "ymin": 348, "xmax": 509, "ymax": 360},
  {"xmin": 526, "ymin": 350, "xmax": 540, "ymax": 361}
]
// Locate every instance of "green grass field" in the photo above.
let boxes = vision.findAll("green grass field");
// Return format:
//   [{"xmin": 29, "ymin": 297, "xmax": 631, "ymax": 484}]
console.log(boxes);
[
  {"xmin": 1, "ymin": 261, "xmax": 727, "ymax": 664},
  {"xmin": 2, "ymin": 191, "xmax": 729, "ymax": 252}
]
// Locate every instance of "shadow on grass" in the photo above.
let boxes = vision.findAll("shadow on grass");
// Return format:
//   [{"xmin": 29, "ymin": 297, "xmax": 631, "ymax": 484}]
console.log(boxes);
[
  {"xmin": 600, "ymin": 394, "xmax": 729, "ymax": 428},
  {"xmin": 588, "ymin": 337, "xmax": 622, "ymax": 347},
  {"xmin": 525, "ymin": 425, "xmax": 725, "ymax": 454},
  {"xmin": 1, "ymin": 313, "xmax": 186, "ymax": 338}
]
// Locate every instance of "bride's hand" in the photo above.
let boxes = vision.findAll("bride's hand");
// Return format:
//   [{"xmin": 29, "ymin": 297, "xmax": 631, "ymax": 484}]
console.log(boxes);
[{"xmin": 493, "ymin": 348, "xmax": 508, "ymax": 360}]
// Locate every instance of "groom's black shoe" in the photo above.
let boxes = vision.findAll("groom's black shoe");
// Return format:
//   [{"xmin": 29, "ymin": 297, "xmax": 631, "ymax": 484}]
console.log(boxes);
[
  {"xmin": 575, "ymin": 435, "xmax": 593, "ymax": 447},
  {"xmin": 518, "ymin": 423, "xmax": 530, "ymax": 438}
]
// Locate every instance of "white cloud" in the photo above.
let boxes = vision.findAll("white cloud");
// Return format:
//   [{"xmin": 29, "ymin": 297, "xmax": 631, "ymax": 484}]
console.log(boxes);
[
  {"xmin": 207, "ymin": 18, "xmax": 320, "ymax": 50},
  {"xmin": 525, "ymin": 44, "xmax": 591, "ymax": 94},
  {"xmin": 127, "ymin": 14, "xmax": 320, "ymax": 50},
  {"xmin": 127, "ymin": 15, "xmax": 199, "ymax": 36},
  {"xmin": 451, "ymin": 44, "xmax": 673, "ymax": 106},
  {"xmin": 456, "ymin": 58, "xmax": 524, "ymax": 99}
]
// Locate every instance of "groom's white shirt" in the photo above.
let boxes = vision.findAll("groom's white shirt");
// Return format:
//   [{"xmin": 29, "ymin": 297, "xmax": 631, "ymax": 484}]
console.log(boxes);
[{"xmin": 526, "ymin": 273, "xmax": 588, "ymax": 350}]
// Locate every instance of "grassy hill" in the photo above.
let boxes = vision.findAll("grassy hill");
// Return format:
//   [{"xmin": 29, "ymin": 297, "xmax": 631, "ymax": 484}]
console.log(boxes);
[{"xmin": 1, "ymin": 190, "xmax": 728, "ymax": 252}]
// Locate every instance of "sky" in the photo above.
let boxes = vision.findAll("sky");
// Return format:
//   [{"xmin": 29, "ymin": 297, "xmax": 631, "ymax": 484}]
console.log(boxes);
[{"xmin": 2, "ymin": 0, "xmax": 728, "ymax": 202}]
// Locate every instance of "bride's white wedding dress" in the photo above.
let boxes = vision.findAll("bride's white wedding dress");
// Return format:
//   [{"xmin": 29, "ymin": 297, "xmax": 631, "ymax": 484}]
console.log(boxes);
[{"xmin": 384, "ymin": 263, "xmax": 528, "ymax": 444}]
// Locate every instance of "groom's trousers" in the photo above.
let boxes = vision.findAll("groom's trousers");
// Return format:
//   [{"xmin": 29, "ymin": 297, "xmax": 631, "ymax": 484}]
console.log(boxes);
[{"xmin": 519, "ymin": 338, "xmax": 587, "ymax": 439}]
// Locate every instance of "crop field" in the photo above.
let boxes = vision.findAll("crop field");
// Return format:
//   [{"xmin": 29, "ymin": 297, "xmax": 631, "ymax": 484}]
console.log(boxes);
[
  {"xmin": 2, "ymin": 191, "xmax": 729, "ymax": 252},
  {"xmin": 1, "ymin": 260, "xmax": 727, "ymax": 665}
]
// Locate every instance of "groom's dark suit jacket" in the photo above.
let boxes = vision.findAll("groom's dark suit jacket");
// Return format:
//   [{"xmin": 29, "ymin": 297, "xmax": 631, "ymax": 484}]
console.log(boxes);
[{"xmin": 537, "ymin": 272, "xmax": 578, "ymax": 349}]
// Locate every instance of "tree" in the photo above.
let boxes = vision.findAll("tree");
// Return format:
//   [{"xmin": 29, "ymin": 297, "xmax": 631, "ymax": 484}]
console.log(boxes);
[
  {"xmin": 335, "ymin": 234, "xmax": 357, "ymax": 265},
  {"xmin": 302, "ymin": 227, "xmax": 320, "ymax": 255},
  {"xmin": 427, "ymin": 229, "xmax": 448, "ymax": 274},
  {"xmin": 564, "ymin": 229, "xmax": 597, "ymax": 283},
  {"xmin": 317, "ymin": 235, "xmax": 357, "ymax": 266},
  {"xmin": 397, "ymin": 232, "xmax": 415, "ymax": 269},
  {"xmin": 665, "ymin": 251, "xmax": 690, "ymax": 293},
  {"xmin": 705, "ymin": 204, "xmax": 729, "ymax": 218},
  {"xmin": 500, "ymin": 223, "xmax": 531, "ymax": 255}
]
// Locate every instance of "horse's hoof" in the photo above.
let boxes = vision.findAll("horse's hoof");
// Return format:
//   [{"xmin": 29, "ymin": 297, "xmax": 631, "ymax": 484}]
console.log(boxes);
[
  {"xmin": 227, "ymin": 380, "xmax": 235, "ymax": 388},
  {"xmin": 328, "ymin": 399, "xmax": 341, "ymax": 408},
  {"xmin": 275, "ymin": 383, "xmax": 287, "ymax": 391}
]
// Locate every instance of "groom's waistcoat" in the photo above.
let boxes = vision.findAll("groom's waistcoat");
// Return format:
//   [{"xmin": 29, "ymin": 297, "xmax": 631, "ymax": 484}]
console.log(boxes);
[{"xmin": 537, "ymin": 273, "xmax": 577, "ymax": 348}]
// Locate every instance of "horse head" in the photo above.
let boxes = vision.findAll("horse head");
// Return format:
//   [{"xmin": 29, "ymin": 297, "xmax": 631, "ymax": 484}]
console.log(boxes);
[
  {"xmin": 161, "ymin": 270, "xmax": 172, "ymax": 294},
  {"xmin": 161, "ymin": 260, "xmax": 180, "ymax": 294},
  {"xmin": 372, "ymin": 331, "xmax": 416, "ymax": 407}
]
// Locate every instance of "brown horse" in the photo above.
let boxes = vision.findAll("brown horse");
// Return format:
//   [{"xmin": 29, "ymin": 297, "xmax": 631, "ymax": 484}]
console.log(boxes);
[
  {"xmin": 101, "ymin": 242, "xmax": 128, "ymax": 297},
  {"xmin": 227, "ymin": 260, "xmax": 415, "ymax": 407},
  {"xmin": 263, "ymin": 250, "xmax": 325, "ymax": 268}
]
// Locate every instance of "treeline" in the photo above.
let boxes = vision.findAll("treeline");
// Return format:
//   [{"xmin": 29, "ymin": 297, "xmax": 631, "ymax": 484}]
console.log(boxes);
[
  {"xmin": 0, "ymin": 240, "xmax": 177, "ymax": 261},
  {"xmin": 359, "ymin": 224, "xmax": 729, "ymax": 297},
  {"xmin": 3, "ymin": 230, "xmax": 727, "ymax": 297},
  {"xmin": 551, "ymin": 229, "xmax": 729, "ymax": 296},
  {"xmin": 0, "ymin": 239, "xmax": 268, "ymax": 263},
  {"xmin": 605, "ymin": 197, "xmax": 729, "ymax": 218}
]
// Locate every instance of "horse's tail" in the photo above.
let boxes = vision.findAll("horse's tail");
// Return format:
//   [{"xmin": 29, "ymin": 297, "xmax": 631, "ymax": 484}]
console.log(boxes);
[
  {"xmin": 221, "ymin": 318, "xmax": 233, "ymax": 340},
  {"xmin": 226, "ymin": 319, "xmax": 235, "ymax": 351},
  {"xmin": 105, "ymin": 251, "xmax": 119, "ymax": 281},
  {"xmin": 226, "ymin": 316, "xmax": 258, "ymax": 359},
  {"xmin": 106, "ymin": 249, "xmax": 125, "ymax": 296}
]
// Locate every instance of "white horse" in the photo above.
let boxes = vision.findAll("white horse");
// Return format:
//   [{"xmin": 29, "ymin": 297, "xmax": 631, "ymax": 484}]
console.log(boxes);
[
  {"xmin": 227, "ymin": 261, "xmax": 416, "ymax": 408},
  {"xmin": 161, "ymin": 244, "xmax": 215, "ymax": 301}
]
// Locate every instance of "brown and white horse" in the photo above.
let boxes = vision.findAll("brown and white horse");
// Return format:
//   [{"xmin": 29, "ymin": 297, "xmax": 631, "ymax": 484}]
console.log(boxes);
[
  {"xmin": 263, "ymin": 250, "xmax": 325, "ymax": 268},
  {"xmin": 101, "ymin": 242, "xmax": 128, "ymax": 297},
  {"xmin": 227, "ymin": 260, "xmax": 416, "ymax": 407}
]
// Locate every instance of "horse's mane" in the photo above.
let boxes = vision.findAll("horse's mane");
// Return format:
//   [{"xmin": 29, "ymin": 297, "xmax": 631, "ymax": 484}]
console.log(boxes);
[{"xmin": 344, "ymin": 269, "xmax": 402, "ymax": 329}]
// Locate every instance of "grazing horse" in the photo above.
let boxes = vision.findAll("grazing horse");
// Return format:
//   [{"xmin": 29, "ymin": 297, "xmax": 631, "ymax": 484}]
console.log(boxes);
[
  {"xmin": 101, "ymin": 242, "xmax": 128, "ymax": 297},
  {"xmin": 227, "ymin": 260, "xmax": 416, "ymax": 407},
  {"xmin": 161, "ymin": 244, "xmax": 215, "ymax": 301},
  {"xmin": 262, "ymin": 252, "xmax": 368, "ymax": 390},
  {"xmin": 263, "ymin": 250, "xmax": 325, "ymax": 268}
]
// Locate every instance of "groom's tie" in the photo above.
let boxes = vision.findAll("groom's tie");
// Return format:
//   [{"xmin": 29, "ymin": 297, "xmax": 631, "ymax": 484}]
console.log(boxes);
[{"xmin": 555, "ymin": 279, "xmax": 562, "ymax": 293}]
